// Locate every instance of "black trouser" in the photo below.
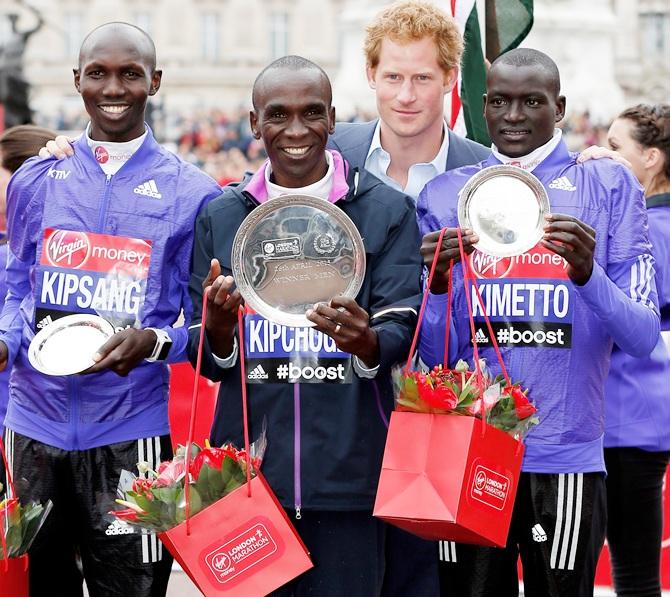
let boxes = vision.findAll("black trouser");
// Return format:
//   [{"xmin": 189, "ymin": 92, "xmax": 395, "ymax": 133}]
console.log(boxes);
[
  {"xmin": 381, "ymin": 525, "xmax": 440, "ymax": 597},
  {"xmin": 269, "ymin": 510, "xmax": 386, "ymax": 597},
  {"xmin": 605, "ymin": 447, "xmax": 670, "ymax": 597},
  {"xmin": 439, "ymin": 472, "xmax": 607, "ymax": 597},
  {"xmin": 5, "ymin": 430, "xmax": 173, "ymax": 597}
]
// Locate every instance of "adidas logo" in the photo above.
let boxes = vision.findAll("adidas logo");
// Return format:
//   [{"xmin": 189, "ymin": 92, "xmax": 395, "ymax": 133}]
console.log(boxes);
[
  {"xmin": 474, "ymin": 328, "xmax": 489, "ymax": 344},
  {"xmin": 105, "ymin": 519, "xmax": 135, "ymax": 536},
  {"xmin": 37, "ymin": 315, "xmax": 54, "ymax": 329},
  {"xmin": 247, "ymin": 364, "xmax": 269, "ymax": 380},
  {"xmin": 133, "ymin": 179, "xmax": 162, "ymax": 198},
  {"xmin": 548, "ymin": 176, "xmax": 576, "ymax": 191},
  {"xmin": 532, "ymin": 523, "xmax": 547, "ymax": 542}
]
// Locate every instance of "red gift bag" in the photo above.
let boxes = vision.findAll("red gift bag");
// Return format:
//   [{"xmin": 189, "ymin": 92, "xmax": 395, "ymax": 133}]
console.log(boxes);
[
  {"xmin": 0, "ymin": 437, "xmax": 29, "ymax": 596},
  {"xmin": 0, "ymin": 554, "xmax": 28, "ymax": 596},
  {"xmin": 374, "ymin": 228, "xmax": 524, "ymax": 548},
  {"xmin": 159, "ymin": 295, "xmax": 312, "ymax": 596}
]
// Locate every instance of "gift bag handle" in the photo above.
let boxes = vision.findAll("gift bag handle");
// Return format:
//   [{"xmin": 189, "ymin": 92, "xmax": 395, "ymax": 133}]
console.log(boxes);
[
  {"xmin": 0, "ymin": 435, "xmax": 16, "ymax": 570},
  {"xmin": 403, "ymin": 227, "xmax": 513, "ymax": 434},
  {"xmin": 184, "ymin": 289, "xmax": 252, "ymax": 536}
]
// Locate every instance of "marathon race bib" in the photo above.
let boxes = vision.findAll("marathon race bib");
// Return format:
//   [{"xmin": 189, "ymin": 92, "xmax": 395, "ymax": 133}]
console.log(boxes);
[
  {"xmin": 468, "ymin": 245, "xmax": 573, "ymax": 349},
  {"xmin": 35, "ymin": 228, "xmax": 152, "ymax": 332},
  {"xmin": 244, "ymin": 312, "xmax": 352, "ymax": 384}
]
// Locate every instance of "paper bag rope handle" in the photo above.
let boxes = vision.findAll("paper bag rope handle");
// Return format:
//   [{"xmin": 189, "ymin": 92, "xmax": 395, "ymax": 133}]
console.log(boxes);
[{"xmin": 184, "ymin": 289, "xmax": 252, "ymax": 535}]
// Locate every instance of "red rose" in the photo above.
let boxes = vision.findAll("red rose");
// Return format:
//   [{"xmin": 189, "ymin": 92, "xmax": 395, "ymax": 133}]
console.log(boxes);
[
  {"xmin": 154, "ymin": 459, "xmax": 186, "ymax": 487},
  {"xmin": 131, "ymin": 478, "xmax": 155, "ymax": 500},
  {"xmin": 504, "ymin": 386, "xmax": 536, "ymax": 419},
  {"xmin": 113, "ymin": 508, "xmax": 139, "ymax": 522},
  {"xmin": 419, "ymin": 381, "xmax": 458, "ymax": 411},
  {"xmin": 191, "ymin": 447, "xmax": 237, "ymax": 479}
]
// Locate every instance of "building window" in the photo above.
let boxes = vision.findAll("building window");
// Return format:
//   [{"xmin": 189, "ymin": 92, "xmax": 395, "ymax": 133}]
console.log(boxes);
[
  {"xmin": 133, "ymin": 12, "xmax": 152, "ymax": 35},
  {"xmin": 201, "ymin": 12, "xmax": 219, "ymax": 62},
  {"xmin": 270, "ymin": 12, "xmax": 288, "ymax": 60},
  {"xmin": 641, "ymin": 12, "xmax": 670, "ymax": 59},
  {"xmin": 64, "ymin": 12, "xmax": 84, "ymax": 60}
]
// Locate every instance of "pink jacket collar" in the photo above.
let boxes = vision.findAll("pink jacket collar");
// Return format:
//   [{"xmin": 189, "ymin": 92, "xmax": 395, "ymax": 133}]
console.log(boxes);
[{"xmin": 244, "ymin": 150, "xmax": 350, "ymax": 204}]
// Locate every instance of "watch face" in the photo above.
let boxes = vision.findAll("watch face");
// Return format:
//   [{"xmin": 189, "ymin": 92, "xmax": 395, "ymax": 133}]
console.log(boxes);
[{"xmin": 157, "ymin": 338, "xmax": 172, "ymax": 361}]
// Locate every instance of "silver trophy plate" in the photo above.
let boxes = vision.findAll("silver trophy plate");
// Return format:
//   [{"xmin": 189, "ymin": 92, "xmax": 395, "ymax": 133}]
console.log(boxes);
[
  {"xmin": 28, "ymin": 314, "xmax": 115, "ymax": 376},
  {"xmin": 231, "ymin": 194, "xmax": 366, "ymax": 327},
  {"xmin": 458, "ymin": 165, "xmax": 550, "ymax": 257}
]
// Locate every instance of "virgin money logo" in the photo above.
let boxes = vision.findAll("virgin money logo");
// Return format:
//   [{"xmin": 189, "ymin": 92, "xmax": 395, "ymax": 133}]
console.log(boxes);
[
  {"xmin": 45, "ymin": 230, "xmax": 91, "ymax": 269},
  {"xmin": 211, "ymin": 552, "xmax": 231, "ymax": 572},
  {"xmin": 470, "ymin": 251, "xmax": 512, "ymax": 279},
  {"xmin": 94, "ymin": 146, "xmax": 109, "ymax": 164}
]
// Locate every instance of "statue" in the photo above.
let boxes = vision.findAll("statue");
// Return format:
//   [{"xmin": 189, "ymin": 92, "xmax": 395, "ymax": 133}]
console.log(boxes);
[{"xmin": 0, "ymin": 1, "xmax": 44, "ymax": 127}]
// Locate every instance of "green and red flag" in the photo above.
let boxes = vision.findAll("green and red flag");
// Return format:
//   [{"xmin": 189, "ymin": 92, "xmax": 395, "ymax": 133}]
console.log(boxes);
[{"xmin": 448, "ymin": 0, "xmax": 534, "ymax": 145}]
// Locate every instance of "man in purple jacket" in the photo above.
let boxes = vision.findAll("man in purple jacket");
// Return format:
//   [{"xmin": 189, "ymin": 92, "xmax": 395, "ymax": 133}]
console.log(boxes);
[
  {"xmin": 0, "ymin": 23, "xmax": 220, "ymax": 596},
  {"xmin": 418, "ymin": 49, "xmax": 660, "ymax": 596}
]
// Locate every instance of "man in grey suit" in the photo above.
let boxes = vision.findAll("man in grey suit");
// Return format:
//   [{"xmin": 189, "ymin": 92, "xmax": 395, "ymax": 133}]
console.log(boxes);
[
  {"xmin": 329, "ymin": 0, "xmax": 488, "ymax": 203},
  {"xmin": 329, "ymin": 3, "xmax": 484, "ymax": 596}
]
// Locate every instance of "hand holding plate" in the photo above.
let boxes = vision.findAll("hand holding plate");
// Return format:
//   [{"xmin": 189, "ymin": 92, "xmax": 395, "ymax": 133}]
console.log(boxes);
[
  {"xmin": 306, "ymin": 296, "xmax": 379, "ymax": 368},
  {"xmin": 0, "ymin": 341, "xmax": 7, "ymax": 372},
  {"xmin": 84, "ymin": 327, "xmax": 157, "ymax": 376},
  {"xmin": 420, "ymin": 228, "xmax": 479, "ymax": 294},
  {"xmin": 542, "ymin": 213, "xmax": 596, "ymax": 285},
  {"xmin": 204, "ymin": 259, "xmax": 243, "ymax": 358}
]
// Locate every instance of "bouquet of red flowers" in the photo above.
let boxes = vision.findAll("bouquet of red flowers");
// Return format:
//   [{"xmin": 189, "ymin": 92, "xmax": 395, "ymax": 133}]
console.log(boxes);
[
  {"xmin": 394, "ymin": 359, "xmax": 539, "ymax": 438},
  {"xmin": 112, "ymin": 437, "xmax": 265, "ymax": 533},
  {"xmin": 0, "ymin": 484, "xmax": 52, "ymax": 558}
]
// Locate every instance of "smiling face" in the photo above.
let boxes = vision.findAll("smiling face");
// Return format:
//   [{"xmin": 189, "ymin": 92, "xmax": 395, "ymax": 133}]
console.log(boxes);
[
  {"xmin": 250, "ymin": 67, "xmax": 335, "ymax": 188},
  {"xmin": 74, "ymin": 26, "xmax": 161, "ymax": 143},
  {"xmin": 367, "ymin": 36, "xmax": 456, "ymax": 145},
  {"xmin": 484, "ymin": 63, "xmax": 565, "ymax": 158}
]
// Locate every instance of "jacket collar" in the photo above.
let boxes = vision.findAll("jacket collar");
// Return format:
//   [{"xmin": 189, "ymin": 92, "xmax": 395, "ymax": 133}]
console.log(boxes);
[
  {"xmin": 332, "ymin": 121, "xmax": 377, "ymax": 169},
  {"xmin": 74, "ymin": 123, "xmax": 161, "ymax": 175},
  {"xmin": 244, "ymin": 149, "xmax": 350, "ymax": 204},
  {"xmin": 483, "ymin": 137, "xmax": 573, "ymax": 175}
]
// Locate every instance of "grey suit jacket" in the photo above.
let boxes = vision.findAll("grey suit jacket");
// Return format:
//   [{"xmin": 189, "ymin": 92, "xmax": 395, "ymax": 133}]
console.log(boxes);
[{"xmin": 328, "ymin": 119, "xmax": 490, "ymax": 176}]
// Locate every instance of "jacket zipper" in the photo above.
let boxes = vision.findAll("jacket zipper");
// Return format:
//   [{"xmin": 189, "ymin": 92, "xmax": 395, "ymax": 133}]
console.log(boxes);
[
  {"xmin": 293, "ymin": 382, "xmax": 302, "ymax": 519},
  {"xmin": 70, "ymin": 173, "xmax": 111, "ymax": 449},
  {"xmin": 97, "ymin": 174, "xmax": 113, "ymax": 232}
]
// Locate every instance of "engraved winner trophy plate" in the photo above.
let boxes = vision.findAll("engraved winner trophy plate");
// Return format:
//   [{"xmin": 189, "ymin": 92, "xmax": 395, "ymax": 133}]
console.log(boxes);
[
  {"xmin": 458, "ymin": 165, "xmax": 550, "ymax": 257},
  {"xmin": 231, "ymin": 194, "xmax": 366, "ymax": 327}
]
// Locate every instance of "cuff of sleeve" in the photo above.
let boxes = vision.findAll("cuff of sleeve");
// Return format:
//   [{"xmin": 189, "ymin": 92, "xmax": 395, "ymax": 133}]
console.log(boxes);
[
  {"xmin": 574, "ymin": 262, "xmax": 613, "ymax": 317},
  {"xmin": 212, "ymin": 337, "xmax": 239, "ymax": 369},
  {"xmin": 353, "ymin": 355, "xmax": 380, "ymax": 379}
]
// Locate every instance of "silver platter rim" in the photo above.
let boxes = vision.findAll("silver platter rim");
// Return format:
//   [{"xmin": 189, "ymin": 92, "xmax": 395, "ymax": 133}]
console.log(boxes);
[
  {"xmin": 231, "ymin": 193, "xmax": 366, "ymax": 327},
  {"xmin": 28, "ymin": 313, "xmax": 115, "ymax": 376},
  {"xmin": 457, "ymin": 164, "xmax": 550, "ymax": 258}
]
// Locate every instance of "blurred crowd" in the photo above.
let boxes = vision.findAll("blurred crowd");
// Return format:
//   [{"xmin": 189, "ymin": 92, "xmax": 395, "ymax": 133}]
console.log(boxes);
[{"xmin": 35, "ymin": 106, "xmax": 611, "ymax": 186}]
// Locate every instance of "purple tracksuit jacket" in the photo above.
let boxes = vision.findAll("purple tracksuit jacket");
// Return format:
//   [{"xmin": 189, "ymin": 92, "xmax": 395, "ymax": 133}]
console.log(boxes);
[
  {"xmin": 605, "ymin": 193, "xmax": 670, "ymax": 452},
  {"xmin": 417, "ymin": 140, "xmax": 660, "ymax": 473}
]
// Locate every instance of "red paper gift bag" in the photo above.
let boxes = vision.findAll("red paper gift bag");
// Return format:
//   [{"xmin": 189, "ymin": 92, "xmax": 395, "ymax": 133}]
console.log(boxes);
[
  {"xmin": 158, "ymin": 295, "xmax": 312, "ymax": 596},
  {"xmin": 374, "ymin": 411, "xmax": 523, "ymax": 547},
  {"xmin": 0, "ymin": 437, "xmax": 29, "ymax": 596},
  {"xmin": 160, "ymin": 474, "xmax": 312, "ymax": 595},
  {"xmin": 0, "ymin": 554, "xmax": 29, "ymax": 596},
  {"xmin": 374, "ymin": 228, "xmax": 525, "ymax": 548}
]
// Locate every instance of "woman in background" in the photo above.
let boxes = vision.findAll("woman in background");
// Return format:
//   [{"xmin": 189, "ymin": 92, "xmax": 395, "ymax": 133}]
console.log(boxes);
[
  {"xmin": 0, "ymin": 124, "xmax": 56, "ymax": 425},
  {"xmin": 606, "ymin": 104, "xmax": 670, "ymax": 596}
]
